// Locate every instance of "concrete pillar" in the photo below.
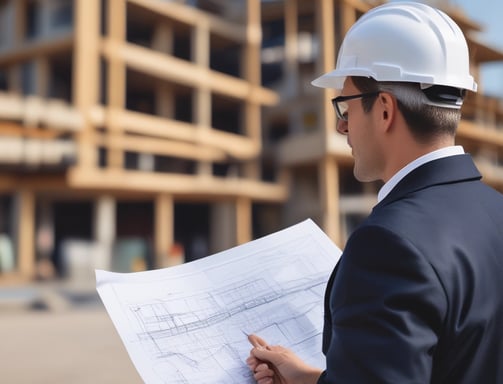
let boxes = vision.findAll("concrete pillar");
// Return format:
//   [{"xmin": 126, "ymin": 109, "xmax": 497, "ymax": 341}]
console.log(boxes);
[
  {"xmin": 35, "ymin": 198, "xmax": 56, "ymax": 279},
  {"xmin": 156, "ymin": 85, "xmax": 174, "ymax": 119},
  {"xmin": 35, "ymin": 57, "xmax": 49, "ymax": 97},
  {"xmin": 210, "ymin": 202, "xmax": 236, "ymax": 253},
  {"xmin": 7, "ymin": 66, "xmax": 21, "ymax": 95},
  {"xmin": 152, "ymin": 23, "xmax": 174, "ymax": 54},
  {"xmin": 210, "ymin": 198, "xmax": 252, "ymax": 252},
  {"xmin": 94, "ymin": 195, "xmax": 116, "ymax": 270},
  {"xmin": 153, "ymin": 25, "xmax": 175, "ymax": 119}
]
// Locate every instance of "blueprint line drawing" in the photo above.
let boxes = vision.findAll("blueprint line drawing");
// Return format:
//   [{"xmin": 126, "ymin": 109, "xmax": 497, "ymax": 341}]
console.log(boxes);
[{"xmin": 96, "ymin": 219, "xmax": 341, "ymax": 384}]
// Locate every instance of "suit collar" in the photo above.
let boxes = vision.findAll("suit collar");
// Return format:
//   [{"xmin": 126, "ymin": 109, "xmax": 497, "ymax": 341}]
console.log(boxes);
[
  {"xmin": 378, "ymin": 146, "xmax": 465, "ymax": 202},
  {"xmin": 375, "ymin": 154, "xmax": 481, "ymax": 209}
]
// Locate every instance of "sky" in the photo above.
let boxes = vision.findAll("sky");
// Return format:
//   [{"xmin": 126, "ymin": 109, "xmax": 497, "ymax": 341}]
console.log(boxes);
[
  {"xmin": 390, "ymin": 0, "xmax": 503, "ymax": 98},
  {"xmin": 453, "ymin": 0, "xmax": 503, "ymax": 97}
]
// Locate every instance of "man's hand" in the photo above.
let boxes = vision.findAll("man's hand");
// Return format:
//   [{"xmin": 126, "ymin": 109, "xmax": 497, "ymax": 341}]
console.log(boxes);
[{"xmin": 246, "ymin": 334, "xmax": 322, "ymax": 384}]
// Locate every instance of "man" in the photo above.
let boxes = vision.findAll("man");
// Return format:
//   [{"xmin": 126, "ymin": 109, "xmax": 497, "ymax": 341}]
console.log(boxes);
[{"xmin": 246, "ymin": 2, "xmax": 503, "ymax": 383}]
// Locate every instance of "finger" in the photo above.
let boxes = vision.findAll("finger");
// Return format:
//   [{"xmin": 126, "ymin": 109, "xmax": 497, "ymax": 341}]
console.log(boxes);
[
  {"xmin": 246, "ymin": 356, "xmax": 255, "ymax": 367},
  {"xmin": 253, "ymin": 363, "xmax": 275, "ymax": 381},
  {"xmin": 246, "ymin": 355, "xmax": 260, "ymax": 372},
  {"xmin": 255, "ymin": 363, "xmax": 271, "ymax": 373},
  {"xmin": 248, "ymin": 334, "xmax": 269, "ymax": 348}
]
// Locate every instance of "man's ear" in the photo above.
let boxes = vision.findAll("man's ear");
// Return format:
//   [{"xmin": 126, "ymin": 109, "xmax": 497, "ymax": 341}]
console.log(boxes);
[{"xmin": 377, "ymin": 92, "xmax": 396, "ymax": 130}]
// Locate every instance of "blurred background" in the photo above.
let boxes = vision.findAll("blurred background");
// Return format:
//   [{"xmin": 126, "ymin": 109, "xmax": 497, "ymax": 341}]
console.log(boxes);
[{"xmin": 0, "ymin": 0, "xmax": 502, "ymax": 382}]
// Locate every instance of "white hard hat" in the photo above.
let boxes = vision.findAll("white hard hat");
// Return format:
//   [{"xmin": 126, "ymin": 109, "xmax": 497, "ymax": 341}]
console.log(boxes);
[{"xmin": 312, "ymin": 2, "xmax": 477, "ymax": 92}]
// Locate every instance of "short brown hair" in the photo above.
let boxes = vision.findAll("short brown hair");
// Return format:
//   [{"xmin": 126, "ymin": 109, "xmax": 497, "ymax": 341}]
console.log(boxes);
[{"xmin": 351, "ymin": 76, "xmax": 461, "ymax": 143}]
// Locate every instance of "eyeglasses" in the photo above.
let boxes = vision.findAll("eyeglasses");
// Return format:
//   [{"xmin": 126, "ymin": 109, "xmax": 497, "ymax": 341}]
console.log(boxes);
[{"xmin": 331, "ymin": 91, "xmax": 380, "ymax": 121}]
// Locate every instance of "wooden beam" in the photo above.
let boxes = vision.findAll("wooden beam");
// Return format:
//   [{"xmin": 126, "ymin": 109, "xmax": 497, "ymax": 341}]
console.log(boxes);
[
  {"xmin": 0, "ymin": 174, "xmax": 68, "ymax": 192},
  {"xmin": 458, "ymin": 120, "xmax": 503, "ymax": 147},
  {"xmin": 100, "ymin": 40, "xmax": 278, "ymax": 106},
  {"xmin": 244, "ymin": 0, "xmax": 261, "ymax": 85},
  {"xmin": 475, "ymin": 161, "xmax": 503, "ymax": 191},
  {"xmin": 68, "ymin": 167, "xmax": 288, "ymax": 202},
  {"xmin": 0, "ymin": 122, "xmax": 62, "ymax": 139},
  {"xmin": 341, "ymin": 0, "xmax": 358, "ymax": 35},
  {"xmin": 155, "ymin": 194, "xmax": 174, "ymax": 268},
  {"xmin": 236, "ymin": 196, "xmax": 252, "ymax": 244},
  {"xmin": 319, "ymin": 156, "xmax": 341, "ymax": 246},
  {"xmin": 16, "ymin": 189, "xmax": 35, "ymax": 279},
  {"xmin": 343, "ymin": 0, "xmax": 377, "ymax": 14},
  {"xmin": 93, "ymin": 132, "xmax": 228, "ymax": 161},
  {"xmin": 284, "ymin": 0, "xmax": 299, "ymax": 95},
  {"xmin": 74, "ymin": 0, "xmax": 100, "ymax": 168},
  {"xmin": 128, "ymin": 0, "xmax": 247, "ymax": 42},
  {"xmin": 73, "ymin": 0, "xmax": 100, "ymax": 105},
  {"xmin": 90, "ymin": 108, "xmax": 261, "ymax": 159},
  {"xmin": 242, "ymin": 0, "xmax": 262, "ymax": 179},
  {"xmin": 316, "ymin": 0, "xmax": 336, "ymax": 141},
  {"xmin": 0, "ymin": 35, "xmax": 73, "ymax": 66},
  {"xmin": 192, "ymin": 18, "xmax": 212, "ymax": 176},
  {"xmin": 106, "ymin": 0, "xmax": 127, "ymax": 169}
]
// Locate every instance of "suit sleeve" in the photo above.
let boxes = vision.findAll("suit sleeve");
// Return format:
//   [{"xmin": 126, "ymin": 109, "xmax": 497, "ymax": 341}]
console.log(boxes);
[{"xmin": 318, "ymin": 225, "xmax": 447, "ymax": 384}]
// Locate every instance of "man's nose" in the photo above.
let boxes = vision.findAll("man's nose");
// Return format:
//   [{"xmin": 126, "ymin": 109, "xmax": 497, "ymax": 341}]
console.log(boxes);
[{"xmin": 336, "ymin": 119, "xmax": 348, "ymax": 135}]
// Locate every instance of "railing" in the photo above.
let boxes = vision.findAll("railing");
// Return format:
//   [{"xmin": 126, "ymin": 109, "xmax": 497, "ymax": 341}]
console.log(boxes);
[
  {"xmin": 0, "ymin": 136, "xmax": 76, "ymax": 167},
  {"xmin": 0, "ymin": 92, "xmax": 83, "ymax": 131},
  {"xmin": 0, "ymin": 92, "xmax": 81, "ymax": 168}
]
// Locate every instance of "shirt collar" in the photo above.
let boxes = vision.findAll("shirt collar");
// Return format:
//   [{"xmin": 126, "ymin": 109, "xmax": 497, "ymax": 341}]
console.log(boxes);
[{"xmin": 377, "ymin": 145, "xmax": 465, "ymax": 203}]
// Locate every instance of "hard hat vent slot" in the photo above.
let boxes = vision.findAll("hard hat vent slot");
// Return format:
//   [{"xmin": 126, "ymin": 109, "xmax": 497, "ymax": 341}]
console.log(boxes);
[{"xmin": 422, "ymin": 85, "xmax": 465, "ymax": 107}]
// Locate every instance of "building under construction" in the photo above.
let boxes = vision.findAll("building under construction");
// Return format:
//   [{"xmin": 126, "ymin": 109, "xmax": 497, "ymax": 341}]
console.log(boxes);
[{"xmin": 0, "ymin": 0, "xmax": 502, "ymax": 283}]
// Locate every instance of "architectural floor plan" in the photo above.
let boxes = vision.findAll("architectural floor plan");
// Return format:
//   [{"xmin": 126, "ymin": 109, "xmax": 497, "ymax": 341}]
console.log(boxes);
[{"xmin": 96, "ymin": 219, "xmax": 341, "ymax": 383}]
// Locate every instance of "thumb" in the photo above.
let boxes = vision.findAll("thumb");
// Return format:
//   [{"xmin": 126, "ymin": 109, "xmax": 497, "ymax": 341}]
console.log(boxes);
[
  {"xmin": 248, "ymin": 334, "xmax": 283, "ymax": 365},
  {"xmin": 251, "ymin": 345, "xmax": 280, "ymax": 365}
]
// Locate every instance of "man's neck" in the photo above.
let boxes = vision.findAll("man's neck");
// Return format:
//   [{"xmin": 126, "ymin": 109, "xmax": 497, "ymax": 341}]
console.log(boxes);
[{"xmin": 383, "ymin": 137, "xmax": 456, "ymax": 183}]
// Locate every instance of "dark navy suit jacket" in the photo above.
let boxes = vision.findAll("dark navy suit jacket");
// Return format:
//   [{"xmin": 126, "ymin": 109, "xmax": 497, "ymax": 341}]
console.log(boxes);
[{"xmin": 318, "ymin": 154, "xmax": 503, "ymax": 383}]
